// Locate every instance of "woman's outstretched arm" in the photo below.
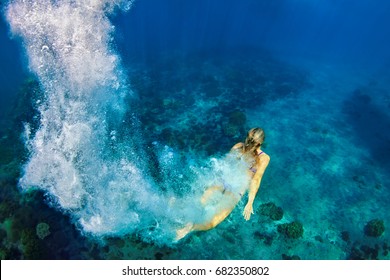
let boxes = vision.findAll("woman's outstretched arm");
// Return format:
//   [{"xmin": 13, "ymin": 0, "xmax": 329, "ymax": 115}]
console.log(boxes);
[{"xmin": 243, "ymin": 154, "xmax": 270, "ymax": 221}]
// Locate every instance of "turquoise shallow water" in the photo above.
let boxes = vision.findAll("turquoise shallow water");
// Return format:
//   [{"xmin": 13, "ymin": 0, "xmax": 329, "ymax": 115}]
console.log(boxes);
[{"xmin": 1, "ymin": 0, "xmax": 390, "ymax": 260}]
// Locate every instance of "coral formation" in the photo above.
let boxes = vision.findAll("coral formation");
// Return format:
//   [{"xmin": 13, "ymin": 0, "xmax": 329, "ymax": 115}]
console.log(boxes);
[
  {"xmin": 0, "ymin": 246, "xmax": 21, "ymax": 260},
  {"xmin": 0, "ymin": 200, "xmax": 17, "ymax": 222},
  {"xmin": 228, "ymin": 110, "xmax": 246, "ymax": 126},
  {"xmin": 221, "ymin": 110, "xmax": 247, "ymax": 139},
  {"xmin": 282, "ymin": 253, "xmax": 301, "ymax": 260},
  {"xmin": 348, "ymin": 244, "xmax": 382, "ymax": 260},
  {"xmin": 341, "ymin": 231, "xmax": 350, "ymax": 242},
  {"xmin": 20, "ymin": 229, "xmax": 44, "ymax": 259},
  {"xmin": 253, "ymin": 231, "xmax": 274, "ymax": 246},
  {"xmin": 10, "ymin": 206, "xmax": 38, "ymax": 242},
  {"xmin": 277, "ymin": 221, "xmax": 304, "ymax": 239},
  {"xmin": 364, "ymin": 219, "xmax": 385, "ymax": 237},
  {"xmin": 258, "ymin": 202, "xmax": 284, "ymax": 221},
  {"xmin": 0, "ymin": 228, "xmax": 6, "ymax": 244},
  {"xmin": 36, "ymin": 222, "xmax": 50, "ymax": 240}
]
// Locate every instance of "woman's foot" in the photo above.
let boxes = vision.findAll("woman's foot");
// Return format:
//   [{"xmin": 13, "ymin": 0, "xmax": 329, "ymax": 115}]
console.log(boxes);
[{"xmin": 175, "ymin": 223, "xmax": 193, "ymax": 241}]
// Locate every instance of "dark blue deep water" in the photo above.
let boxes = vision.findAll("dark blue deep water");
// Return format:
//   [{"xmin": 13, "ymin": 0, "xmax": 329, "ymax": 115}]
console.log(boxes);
[{"xmin": 1, "ymin": 0, "xmax": 390, "ymax": 260}]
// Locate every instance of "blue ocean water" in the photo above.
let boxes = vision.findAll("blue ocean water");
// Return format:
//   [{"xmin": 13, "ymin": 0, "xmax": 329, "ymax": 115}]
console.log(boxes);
[{"xmin": 0, "ymin": 0, "xmax": 389, "ymax": 259}]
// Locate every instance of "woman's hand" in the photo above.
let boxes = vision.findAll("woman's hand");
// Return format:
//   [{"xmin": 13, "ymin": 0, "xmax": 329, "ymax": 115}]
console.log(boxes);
[{"xmin": 243, "ymin": 203, "xmax": 254, "ymax": 221}]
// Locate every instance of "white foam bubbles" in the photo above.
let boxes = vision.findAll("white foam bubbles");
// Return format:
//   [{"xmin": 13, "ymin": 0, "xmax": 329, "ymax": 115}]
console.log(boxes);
[{"xmin": 6, "ymin": 0, "xmax": 144, "ymax": 233}]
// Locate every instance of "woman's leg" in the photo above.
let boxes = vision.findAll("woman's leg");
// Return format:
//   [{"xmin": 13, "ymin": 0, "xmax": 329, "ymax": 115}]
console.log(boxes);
[
  {"xmin": 192, "ymin": 205, "xmax": 235, "ymax": 231},
  {"xmin": 200, "ymin": 185, "xmax": 224, "ymax": 205},
  {"xmin": 175, "ymin": 200, "xmax": 237, "ymax": 241}
]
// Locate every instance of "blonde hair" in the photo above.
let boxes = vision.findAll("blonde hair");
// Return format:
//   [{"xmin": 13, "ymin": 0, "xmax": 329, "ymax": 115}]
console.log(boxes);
[{"xmin": 243, "ymin": 128, "xmax": 265, "ymax": 156}]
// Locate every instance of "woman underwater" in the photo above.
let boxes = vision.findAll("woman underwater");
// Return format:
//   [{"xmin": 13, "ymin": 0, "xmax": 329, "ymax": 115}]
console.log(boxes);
[{"xmin": 176, "ymin": 127, "xmax": 270, "ymax": 240}]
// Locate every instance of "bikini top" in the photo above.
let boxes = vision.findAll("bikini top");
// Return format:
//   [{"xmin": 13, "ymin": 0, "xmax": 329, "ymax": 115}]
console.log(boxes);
[{"xmin": 249, "ymin": 151, "xmax": 264, "ymax": 173}]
